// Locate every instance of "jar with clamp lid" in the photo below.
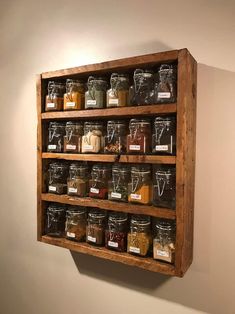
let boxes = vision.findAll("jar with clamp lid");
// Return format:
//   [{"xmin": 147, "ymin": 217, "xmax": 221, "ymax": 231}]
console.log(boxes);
[
  {"xmin": 85, "ymin": 76, "xmax": 108, "ymax": 109},
  {"xmin": 152, "ymin": 116, "xmax": 176, "ymax": 155},
  {"xmin": 127, "ymin": 215, "xmax": 152, "ymax": 257},
  {"xmin": 127, "ymin": 119, "xmax": 151, "ymax": 154},
  {"xmin": 65, "ymin": 206, "xmax": 87, "ymax": 242},
  {"xmin": 86, "ymin": 209, "xmax": 106, "ymax": 246},
  {"xmin": 64, "ymin": 121, "xmax": 84, "ymax": 153},
  {"xmin": 47, "ymin": 122, "xmax": 65, "ymax": 153},
  {"xmin": 48, "ymin": 162, "xmax": 68, "ymax": 194},
  {"xmin": 105, "ymin": 212, "xmax": 128, "ymax": 252},
  {"xmin": 104, "ymin": 120, "xmax": 127, "ymax": 154},
  {"xmin": 81, "ymin": 121, "xmax": 104, "ymax": 153},
  {"xmin": 108, "ymin": 164, "xmax": 130, "ymax": 202},
  {"xmin": 129, "ymin": 69, "xmax": 155, "ymax": 105},
  {"xmin": 153, "ymin": 219, "xmax": 176, "ymax": 263},
  {"xmin": 46, "ymin": 203, "xmax": 66, "ymax": 237},
  {"xmin": 128, "ymin": 165, "xmax": 152, "ymax": 205},
  {"xmin": 107, "ymin": 73, "xmax": 129, "ymax": 107},
  {"xmin": 45, "ymin": 81, "xmax": 65, "ymax": 112},
  {"xmin": 67, "ymin": 163, "xmax": 89, "ymax": 197},
  {"xmin": 153, "ymin": 165, "xmax": 176, "ymax": 209},
  {"xmin": 89, "ymin": 164, "xmax": 111, "ymax": 199},
  {"xmin": 155, "ymin": 64, "xmax": 177, "ymax": 103},
  {"xmin": 64, "ymin": 79, "xmax": 85, "ymax": 110}
]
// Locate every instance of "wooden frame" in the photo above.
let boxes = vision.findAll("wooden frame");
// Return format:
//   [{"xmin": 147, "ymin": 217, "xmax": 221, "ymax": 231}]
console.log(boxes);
[{"xmin": 37, "ymin": 48, "xmax": 197, "ymax": 277}]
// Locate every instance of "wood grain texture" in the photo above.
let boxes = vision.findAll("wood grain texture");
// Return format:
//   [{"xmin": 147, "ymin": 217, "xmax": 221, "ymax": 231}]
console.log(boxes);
[
  {"xmin": 41, "ymin": 50, "xmax": 179, "ymax": 79},
  {"xmin": 175, "ymin": 49, "xmax": 197, "ymax": 277},
  {"xmin": 41, "ymin": 235, "xmax": 176, "ymax": 275},
  {"xmin": 41, "ymin": 193, "xmax": 176, "ymax": 219},
  {"xmin": 41, "ymin": 104, "xmax": 177, "ymax": 120},
  {"xmin": 42, "ymin": 153, "xmax": 176, "ymax": 164}
]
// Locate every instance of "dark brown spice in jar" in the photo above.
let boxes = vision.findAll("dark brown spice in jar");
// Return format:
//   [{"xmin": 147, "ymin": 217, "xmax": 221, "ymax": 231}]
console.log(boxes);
[
  {"xmin": 48, "ymin": 162, "xmax": 68, "ymax": 194},
  {"xmin": 65, "ymin": 206, "xmax": 87, "ymax": 242},
  {"xmin": 86, "ymin": 209, "xmax": 106, "ymax": 246}
]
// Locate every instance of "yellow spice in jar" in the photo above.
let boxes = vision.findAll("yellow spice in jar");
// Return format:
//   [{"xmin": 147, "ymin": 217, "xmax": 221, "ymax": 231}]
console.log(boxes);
[{"xmin": 128, "ymin": 184, "xmax": 151, "ymax": 205}]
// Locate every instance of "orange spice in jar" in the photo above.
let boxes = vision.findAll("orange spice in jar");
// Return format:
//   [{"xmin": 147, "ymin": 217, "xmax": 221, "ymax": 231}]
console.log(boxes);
[{"xmin": 64, "ymin": 79, "xmax": 85, "ymax": 110}]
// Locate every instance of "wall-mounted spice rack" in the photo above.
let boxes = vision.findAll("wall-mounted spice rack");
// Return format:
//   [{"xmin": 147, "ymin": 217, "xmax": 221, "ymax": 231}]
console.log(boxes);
[{"xmin": 37, "ymin": 48, "xmax": 197, "ymax": 277}]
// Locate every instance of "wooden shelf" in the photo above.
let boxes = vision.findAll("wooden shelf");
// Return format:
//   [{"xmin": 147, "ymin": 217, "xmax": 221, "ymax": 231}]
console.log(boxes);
[
  {"xmin": 41, "ymin": 193, "xmax": 176, "ymax": 219},
  {"xmin": 42, "ymin": 153, "xmax": 176, "ymax": 164},
  {"xmin": 41, "ymin": 235, "xmax": 176, "ymax": 275},
  {"xmin": 41, "ymin": 104, "xmax": 177, "ymax": 120}
]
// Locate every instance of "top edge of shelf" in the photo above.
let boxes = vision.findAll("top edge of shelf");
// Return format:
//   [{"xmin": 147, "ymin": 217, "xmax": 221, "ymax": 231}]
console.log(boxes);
[
  {"xmin": 40, "ymin": 49, "xmax": 182, "ymax": 79},
  {"xmin": 41, "ymin": 104, "xmax": 177, "ymax": 120}
]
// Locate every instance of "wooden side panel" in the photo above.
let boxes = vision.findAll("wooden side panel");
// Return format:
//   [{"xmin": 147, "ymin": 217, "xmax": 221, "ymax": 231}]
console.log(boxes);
[{"xmin": 175, "ymin": 49, "xmax": 197, "ymax": 276}]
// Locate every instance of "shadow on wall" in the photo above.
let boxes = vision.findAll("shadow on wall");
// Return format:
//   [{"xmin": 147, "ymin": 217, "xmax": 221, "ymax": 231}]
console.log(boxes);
[{"xmin": 70, "ymin": 63, "xmax": 235, "ymax": 314}]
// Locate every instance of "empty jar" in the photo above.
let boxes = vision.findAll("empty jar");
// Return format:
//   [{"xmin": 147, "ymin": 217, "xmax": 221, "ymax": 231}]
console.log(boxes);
[
  {"xmin": 85, "ymin": 76, "xmax": 108, "ymax": 109},
  {"xmin": 81, "ymin": 121, "xmax": 104, "ymax": 153},
  {"xmin": 64, "ymin": 121, "xmax": 84, "ymax": 153},
  {"xmin": 104, "ymin": 120, "xmax": 128, "ymax": 154},
  {"xmin": 65, "ymin": 206, "xmax": 87, "ymax": 242},
  {"xmin": 108, "ymin": 164, "xmax": 130, "ymax": 202},
  {"xmin": 86, "ymin": 209, "xmax": 106, "ymax": 246},
  {"xmin": 105, "ymin": 212, "xmax": 128, "ymax": 252},
  {"xmin": 152, "ymin": 116, "xmax": 176, "ymax": 155},
  {"xmin": 67, "ymin": 163, "xmax": 89, "ymax": 197},
  {"xmin": 155, "ymin": 64, "xmax": 177, "ymax": 103},
  {"xmin": 127, "ymin": 119, "xmax": 151, "ymax": 154},
  {"xmin": 47, "ymin": 122, "xmax": 65, "ymax": 152},
  {"xmin": 46, "ymin": 203, "xmax": 66, "ymax": 237},
  {"xmin": 89, "ymin": 164, "xmax": 111, "ymax": 199},
  {"xmin": 153, "ymin": 165, "xmax": 176, "ymax": 209},
  {"xmin": 48, "ymin": 162, "xmax": 68, "ymax": 194},
  {"xmin": 45, "ymin": 81, "xmax": 65, "ymax": 112},
  {"xmin": 107, "ymin": 73, "xmax": 129, "ymax": 107},
  {"xmin": 64, "ymin": 79, "xmax": 85, "ymax": 110}
]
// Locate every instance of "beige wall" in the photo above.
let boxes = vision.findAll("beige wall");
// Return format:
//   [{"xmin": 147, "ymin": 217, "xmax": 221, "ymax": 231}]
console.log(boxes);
[{"xmin": 0, "ymin": 0, "xmax": 235, "ymax": 313}]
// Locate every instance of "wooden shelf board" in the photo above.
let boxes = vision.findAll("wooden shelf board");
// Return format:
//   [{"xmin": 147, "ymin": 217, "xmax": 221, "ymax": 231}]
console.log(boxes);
[
  {"xmin": 41, "ymin": 235, "xmax": 176, "ymax": 275},
  {"xmin": 41, "ymin": 193, "xmax": 176, "ymax": 219},
  {"xmin": 42, "ymin": 153, "xmax": 176, "ymax": 164},
  {"xmin": 41, "ymin": 104, "xmax": 177, "ymax": 120}
]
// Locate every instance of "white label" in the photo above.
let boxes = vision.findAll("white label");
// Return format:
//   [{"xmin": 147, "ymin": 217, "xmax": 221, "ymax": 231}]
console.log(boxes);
[
  {"xmin": 129, "ymin": 246, "xmax": 140, "ymax": 254},
  {"xmin": 87, "ymin": 235, "xmax": 96, "ymax": 243},
  {"xmin": 47, "ymin": 102, "xmax": 55, "ymax": 108},
  {"xmin": 156, "ymin": 250, "xmax": 169, "ymax": 257},
  {"xmin": 129, "ymin": 145, "xmax": 140, "ymax": 151},
  {"xmin": 49, "ymin": 186, "xmax": 56, "ymax": 192},
  {"xmin": 66, "ymin": 144, "xmax": 76, "ymax": 150},
  {"xmin": 90, "ymin": 187, "xmax": 99, "ymax": 194},
  {"xmin": 111, "ymin": 192, "xmax": 121, "ymax": 199},
  {"xmin": 66, "ymin": 102, "xmax": 75, "ymax": 107},
  {"xmin": 130, "ymin": 193, "xmax": 141, "ymax": 200},
  {"xmin": 67, "ymin": 232, "xmax": 75, "ymax": 238},
  {"xmin": 108, "ymin": 241, "xmax": 118, "ymax": 248},
  {"xmin": 87, "ymin": 100, "xmax": 96, "ymax": 105},
  {"xmin": 109, "ymin": 98, "xmax": 119, "ymax": 105},
  {"xmin": 48, "ymin": 144, "xmax": 56, "ymax": 150},
  {"xmin": 83, "ymin": 144, "xmax": 93, "ymax": 151},
  {"xmin": 155, "ymin": 145, "xmax": 168, "ymax": 151},
  {"xmin": 158, "ymin": 92, "xmax": 171, "ymax": 99},
  {"xmin": 68, "ymin": 187, "xmax": 77, "ymax": 193}
]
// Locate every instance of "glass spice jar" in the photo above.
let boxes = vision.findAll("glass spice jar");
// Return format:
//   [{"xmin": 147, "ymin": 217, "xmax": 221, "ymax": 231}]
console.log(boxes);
[
  {"xmin": 86, "ymin": 209, "xmax": 106, "ymax": 246},
  {"xmin": 89, "ymin": 164, "xmax": 111, "ymax": 199},
  {"xmin": 48, "ymin": 162, "xmax": 69, "ymax": 194},
  {"xmin": 45, "ymin": 81, "xmax": 65, "ymax": 112},
  {"xmin": 104, "ymin": 120, "xmax": 127, "ymax": 154},
  {"xmin": 46, "ymin": 203, "xmax": 66, "ymax": 237},
  {"xmin": 81, "ymin": 121, "xmax": 104, "ymax": 153},
  {"xmin": 108, "ymin": 164, "xmax": 130, "ymax": 202},
  {"xmin": 63, "ymin": 121, "xmax": 84, "ymax": 153},
  {"xmin": 153, "ymin": 165, "xmax": 176, "ymax": 209},
  {"xmin": 64, "ymin": 79, "xmax": 85, "ymax": 110},
  {"xmin": 107, "ymin": 73, "xmax": 129, "ymax": 107},
  {"xmin": 155, "ymin": 64, "xmax": 177, "ymax": 103},
  {"xmin": 67, "ymin": 163, "xmax": 89, "ymax": 197},
  {"xmin": 65, "ymin": 206, "xmax": 87, "ymax": 242},
  {"xmin": 105, "ymin": 212, "xmax": 128, "ymax": 252},
  {"xmin": 153, "ymin": 220, "xmax": 176, "ymax": 263},
  {"xmin": 129, "ymin": 69, "xmax": 155, "ymax": 105},
  {"xmin": 128, "ymin": 165, "xmax": 152, "ymax": 205},
  {"xmin": 152, "ymin": 116, "xmax": 176, "ymax": 155},
  {"xmin": 85, "ymin": 76, "xmax": 108, "ymax": 109},
  {"xmin": 127, "ymin": 215, "xmax": 152, "ymax": 257},
  {"xmin": 47, "ymin": 122, "xmax": 65, "ymax": 153},
  {"xmin": 126, "ymin": 119, "xmax": 151, "ymax": 154}
]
